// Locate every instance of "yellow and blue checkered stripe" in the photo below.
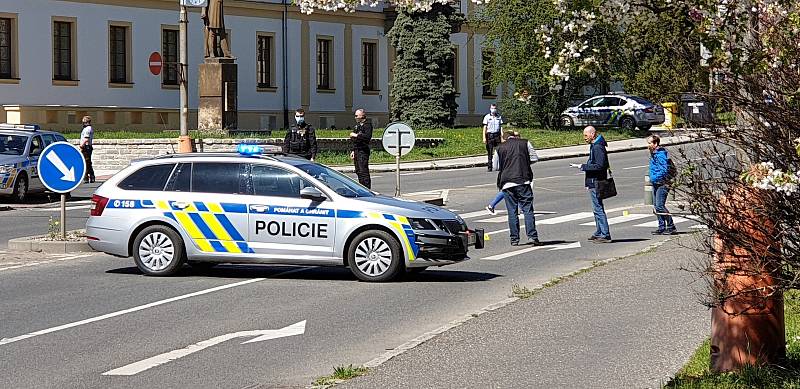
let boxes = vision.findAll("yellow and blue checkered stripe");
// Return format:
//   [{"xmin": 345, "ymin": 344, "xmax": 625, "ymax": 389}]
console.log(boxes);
[
  {"xmin": 157, "ymin": 200, "xmax": 253, "ymax": 254},
  {"xmin": 339, "ymin": 210, "xmax": 419, "ymax": 261}
]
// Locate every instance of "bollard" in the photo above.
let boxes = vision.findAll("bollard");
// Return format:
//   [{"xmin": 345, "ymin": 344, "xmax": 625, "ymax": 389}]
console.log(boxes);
[{"xmin": 644, "ymin": 175, "xmax": 653, "ymax": 205}]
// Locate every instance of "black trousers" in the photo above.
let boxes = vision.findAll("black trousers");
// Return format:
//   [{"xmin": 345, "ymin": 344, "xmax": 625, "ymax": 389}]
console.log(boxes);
[
  {"xmin": 354, "ymin": 148, "xmax": 371, "ymax": 189},
  {"xmin": 486, "ymin": 132, "xmax": 501, "ymax": 169},
  {"xmin": 81, "ymin": 146, "xmax": 95, "ymax": 181}
]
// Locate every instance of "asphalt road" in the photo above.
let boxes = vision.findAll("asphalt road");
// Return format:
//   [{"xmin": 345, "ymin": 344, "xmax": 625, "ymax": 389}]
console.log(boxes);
[{"xmin": 0, "ymin": 144, "xmax": 706, "ymax": 388}]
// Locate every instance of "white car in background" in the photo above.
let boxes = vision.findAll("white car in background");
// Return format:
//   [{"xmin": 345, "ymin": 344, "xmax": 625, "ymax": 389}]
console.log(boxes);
[{"xmin": 560, "ymin": 94, "xmax": 665, "ymax": 131}]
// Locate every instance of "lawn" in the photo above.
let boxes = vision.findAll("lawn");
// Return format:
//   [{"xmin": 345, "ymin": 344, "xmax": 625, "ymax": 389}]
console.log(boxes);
[
  {"xmin": 666, "ymin": 289, "xmax": 800, "ymax": 388},
  {"xmin": 62, "ymin": 127, "xmax": 643, "ymax": 166}
]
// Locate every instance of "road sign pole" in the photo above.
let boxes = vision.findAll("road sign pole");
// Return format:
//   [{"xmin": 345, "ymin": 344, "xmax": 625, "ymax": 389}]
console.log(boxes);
[
  {"xmin": 178, "ymin": 5, "xmax": 192, "ymax": 153},
  {"xmin": 60, "ymin": 194, "xmax": 66, "ymax": 240}
]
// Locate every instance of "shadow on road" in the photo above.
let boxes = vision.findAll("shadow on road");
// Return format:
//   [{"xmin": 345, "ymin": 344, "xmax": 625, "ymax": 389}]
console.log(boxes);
[{"xmin": 106, "ymin": 264, "xmax": 501, "ymax": 283}]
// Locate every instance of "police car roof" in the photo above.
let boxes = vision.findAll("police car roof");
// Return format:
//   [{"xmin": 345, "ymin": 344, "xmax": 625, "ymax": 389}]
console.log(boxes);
[{"xmin": 0, "ymin": 123, "xmax": 40, "ymax": 132}]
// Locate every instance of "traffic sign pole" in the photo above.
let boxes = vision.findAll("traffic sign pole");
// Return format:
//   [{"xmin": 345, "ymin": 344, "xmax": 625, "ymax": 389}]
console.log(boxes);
[
  {"xmin": 381, "ymin": 122, "xmax": 415, "ymax": 197},
  {"xmin": 395, "ymin": 135, "xmax": 401, "ymax": 197},
  {"xmin": 37, "ymin": 142, "xmax": 86, "ymax": 241},
  {"xmin": 60, "ymin": 194, "xmax": 66, "ymax": 240}
]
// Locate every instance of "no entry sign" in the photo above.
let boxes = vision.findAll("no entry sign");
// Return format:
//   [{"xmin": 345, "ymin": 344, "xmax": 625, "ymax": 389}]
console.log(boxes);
[{"xmin": 149, "ymin": 52, "xmax": 162, "ymax": 76}]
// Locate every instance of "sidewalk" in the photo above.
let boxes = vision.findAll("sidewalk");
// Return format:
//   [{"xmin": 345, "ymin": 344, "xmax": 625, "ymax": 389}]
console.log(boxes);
[
  {"xmin": 344, "ymin": 236, "xmax": 710, "ymax": 388},
  {"xmin": 93, "ymin": 133, "xmax": 700, "ymax": 179}
]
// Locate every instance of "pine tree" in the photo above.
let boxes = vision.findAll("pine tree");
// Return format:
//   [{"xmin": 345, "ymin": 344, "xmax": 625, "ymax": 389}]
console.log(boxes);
[{"xmin": 387, "ymin": 4, "xmax": 463, "ymax": 128}]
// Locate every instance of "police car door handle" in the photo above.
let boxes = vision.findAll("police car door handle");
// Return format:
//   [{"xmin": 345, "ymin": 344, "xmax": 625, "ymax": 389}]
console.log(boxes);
[
  {"xmin": 250, "ymin": 205, "xmax": 268, "ymax": 213},
  {"xmin": 173, "ymin": 202, "xmax": 191, "ymax": 210}
]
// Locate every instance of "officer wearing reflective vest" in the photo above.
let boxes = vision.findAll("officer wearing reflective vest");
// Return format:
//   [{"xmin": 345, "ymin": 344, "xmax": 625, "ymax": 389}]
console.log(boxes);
[{"xmin": 284, "ymin": 108, "xmax": 318, "ymax": 161}]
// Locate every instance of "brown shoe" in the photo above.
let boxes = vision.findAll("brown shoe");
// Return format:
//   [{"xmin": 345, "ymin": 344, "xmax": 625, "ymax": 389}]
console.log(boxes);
[{"xmin": 593, "ymin": 237, "xmax": 612, "ymax": 243}]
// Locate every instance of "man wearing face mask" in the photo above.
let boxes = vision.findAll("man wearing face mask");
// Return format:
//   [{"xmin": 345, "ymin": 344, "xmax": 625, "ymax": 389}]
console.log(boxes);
[
  {"xmin": 349, "ymin": 108, "xmax": 373, "ymax": 189},
  {"xmin": 80, "ymin": 115, "xmax": 95, "ymax": 183},
  {"xmin": 284, "ymin": 108, "xmax": 318, "ymax": 161},
  {"xmin": 483, "ymin": 103, "xmax": 503, "ymax": 171}
]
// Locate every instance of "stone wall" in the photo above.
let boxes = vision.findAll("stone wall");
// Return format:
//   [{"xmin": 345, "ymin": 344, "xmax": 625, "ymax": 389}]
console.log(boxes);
[{"xmin": 75, "ymin": 138, "xmax": 445, "ymax": 172}]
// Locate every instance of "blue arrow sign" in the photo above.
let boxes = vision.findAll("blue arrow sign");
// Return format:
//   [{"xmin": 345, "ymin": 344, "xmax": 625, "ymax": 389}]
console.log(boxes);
[{"xmin": 37, "ymin": 142, "xmax": 86, "ymax": 193}]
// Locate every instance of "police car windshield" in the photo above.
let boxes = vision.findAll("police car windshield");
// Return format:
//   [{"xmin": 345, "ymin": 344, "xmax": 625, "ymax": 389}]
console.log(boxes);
[
  {"xmin": 294, "ymin": 163, "xmax": 374, "ymax": 198},
  {"xmin": 0, "ymin": 134, "xmax": 27, "ymax": 156}
]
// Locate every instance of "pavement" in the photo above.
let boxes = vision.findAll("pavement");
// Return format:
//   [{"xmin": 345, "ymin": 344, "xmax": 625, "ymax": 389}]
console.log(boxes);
[{"xmin": 344, "ymin": 235, "xmax": 709, "ymax": 389}]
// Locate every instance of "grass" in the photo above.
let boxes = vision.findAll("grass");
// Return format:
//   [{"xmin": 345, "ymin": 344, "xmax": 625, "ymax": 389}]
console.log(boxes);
[
  {"xmin": 666, "ymin": 289, "xmax": 800, "ymax": 388},
  {"xmin": 62, "ymin": 126, "xmax": 643, "ymax": 166},
  {"xmin": 312, "ymin": 364, "xmax": 369, "ymax": 388}
]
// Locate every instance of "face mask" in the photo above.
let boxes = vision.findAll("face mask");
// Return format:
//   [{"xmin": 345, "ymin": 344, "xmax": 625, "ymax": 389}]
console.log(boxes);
[
  {"xmin": 295, "ymin": 116, "xmax": 305, "ymax": 124},
  {"xmin": 490, "ymin": 108, "xmax": 497, "ymax": 115}
]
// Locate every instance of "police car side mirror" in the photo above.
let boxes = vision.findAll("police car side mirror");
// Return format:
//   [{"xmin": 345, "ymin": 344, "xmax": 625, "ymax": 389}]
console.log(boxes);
[{"xmin": 300, "ymin": 186, "xmax": 326, "ymax": 201}]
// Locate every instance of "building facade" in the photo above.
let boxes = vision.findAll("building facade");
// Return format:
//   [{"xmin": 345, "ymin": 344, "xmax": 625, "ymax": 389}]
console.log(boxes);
[{"xmin": 0, "ymin": 0, "xmax": 499, "ymax": 131}]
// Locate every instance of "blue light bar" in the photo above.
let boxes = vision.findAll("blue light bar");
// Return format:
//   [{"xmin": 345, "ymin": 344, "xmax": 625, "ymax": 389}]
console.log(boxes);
[{"xmin": 237, "ymin": 144, "xmax": 263, "ymax": 156}]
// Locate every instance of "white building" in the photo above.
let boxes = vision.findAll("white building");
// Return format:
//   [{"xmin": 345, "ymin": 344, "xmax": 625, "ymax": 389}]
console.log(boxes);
[{"xmin": 0, "ymin": 0, "xmax": 500, "ymax": 131}]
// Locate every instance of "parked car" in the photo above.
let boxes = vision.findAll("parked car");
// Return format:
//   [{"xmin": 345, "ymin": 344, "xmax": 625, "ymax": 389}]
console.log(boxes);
[
  {"xmin": 0, "ymin": 124, "xmax": 69, "ymax": 202},
  {"xmin": 560, "ymin": 94, "xmax": 665, "ymax": 131}
]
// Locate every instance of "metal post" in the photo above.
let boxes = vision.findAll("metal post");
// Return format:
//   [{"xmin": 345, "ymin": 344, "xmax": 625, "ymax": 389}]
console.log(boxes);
[
  {"xmin": 60, "ymin": 194, "xmax": 66, "ymax": 240},
  {"xmin": 282, "ymin": 0, "xmax": 289, "ymax": 130},
  {"xmin": 178, "ymin": 5, "xmax": 192, "ymax": 152},
  {"xmin": 644, "ymin": 175, "xmax": 654, "ymax": 206}
]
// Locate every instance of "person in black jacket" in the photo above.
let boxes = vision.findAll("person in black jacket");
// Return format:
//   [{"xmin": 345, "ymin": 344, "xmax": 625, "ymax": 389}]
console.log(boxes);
[
  {"xmin": 493, "ymin": 130, "xmax": 542, "ymax": 246},
  {"xmin": 571, "ymin": 126, "xmax": 612, "ymax": 243},
  {"xmin": 284, "ymin": 108, "xmax": 318, "ymax": 161},
  {"xmin": 350, "ymin": 108, "xmax": 373, "ymax": 188}
]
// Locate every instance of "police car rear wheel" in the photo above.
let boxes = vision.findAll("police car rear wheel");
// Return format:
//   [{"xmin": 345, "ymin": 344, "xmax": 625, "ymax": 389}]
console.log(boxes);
[
  {"xmin": 560, "ymin": 116, "xmax": 574, "ymax": 129},
  {"xmin": 348, "ymin": 230, "xmax": 403, "ymax": 282},
  {"xmin": 133, "ymin": 226, "xmax": 185, "ymax": 276}
]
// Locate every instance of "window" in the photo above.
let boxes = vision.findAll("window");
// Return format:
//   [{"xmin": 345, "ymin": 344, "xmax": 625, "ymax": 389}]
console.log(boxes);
[
  {"xmin": 109, "ymin": 25, "xmax": 128, "ymax": 83},
  {"xmin": 251, "ymin": 165, "xmax": 309, "ymax": 198},
  {"xmin": 162, "ymin": 28, "xmax": 178, "ymax": 86},
  {"xmin": 256, "ymin": 34, "xmax": 273, "ymax": 88},
  {"xmin": 481, "ymin": 50, "xmax": 495, "ymax": 97},
  {"xmin": 449, "ymin": 45, "xmax": 459, "ymax": 93},
  {"xmin": 29, "ymin": 136, "xmax": 43, "ymax": 156},
  {"xmin": 165, "ymin": 163, "xmax": 191, "ymax": 192},
  {"xmin": 362, "ymin": 41, "xmax": 376, "ymax": 91},
  {"xmin": 602, "ymin": 97, "xmax": 624, "ymax": 107},
  {"xmin": 53, "ymin": 21, "xmax": 73, "ymax": 80},
  {"xmin": 42, "ymin": 134, "xmax": 56, "ymax": 146},
  {"xmin": 118, "ymin": 164, "xmax": 176, "ymax": 191},
  {"xmin": 191, "ymin": 163, "xmax": 247, "ymax": 194},
  {"xmin": 0, "ymin": 17, "xmax": 12, "ymax": 79},
  {"xmin": 316, "ymin": 38, "xmax": 331, "ymax": 89}
]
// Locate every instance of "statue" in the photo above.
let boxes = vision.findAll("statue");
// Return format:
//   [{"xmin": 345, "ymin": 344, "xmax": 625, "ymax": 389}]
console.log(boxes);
[{"xmin": 201, "ymin": 0, "xmax": 232, "ymax": 58}]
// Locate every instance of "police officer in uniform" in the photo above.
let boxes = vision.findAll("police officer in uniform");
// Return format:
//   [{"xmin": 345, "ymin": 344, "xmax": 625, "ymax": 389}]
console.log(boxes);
[
  {"xmin": 349, "ymin": 108, "xmax": 373, "ymax": 189},
  {"xmin": 284, "ymin": 108, "xmax": 318, "ymax": 161},
  {"xmin": 483, "ymin": 103, "xmax": 503, "ymax": 171}
]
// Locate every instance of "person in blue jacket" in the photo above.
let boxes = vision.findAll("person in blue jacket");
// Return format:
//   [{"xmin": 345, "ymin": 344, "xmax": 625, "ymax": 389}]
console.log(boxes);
[{"xmin": 647, "ymin": 134, "xmax": 677, "ymax": 235}]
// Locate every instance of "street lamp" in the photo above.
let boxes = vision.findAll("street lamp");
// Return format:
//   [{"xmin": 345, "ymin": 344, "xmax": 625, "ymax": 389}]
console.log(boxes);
[{"xmin": 178, "ymin": 0, "xmax": 208, "ymax": 153}]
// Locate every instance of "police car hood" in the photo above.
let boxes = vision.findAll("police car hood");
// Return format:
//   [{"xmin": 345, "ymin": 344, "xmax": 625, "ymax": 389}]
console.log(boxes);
[
  {"xmin": 352, "ymin": 195, "xmax": 457, "ymax": 219},
  {"xmin": 0, "ymin": 155, "xmax": 22, "ymax": 166}
]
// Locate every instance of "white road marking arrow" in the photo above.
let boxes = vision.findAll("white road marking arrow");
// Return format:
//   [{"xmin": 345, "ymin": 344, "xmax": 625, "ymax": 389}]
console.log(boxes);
[
  {"xmin": 45, "ymin": 150, "xmax": 75, "ymax": 182},
  {"xmin": 548, "ymin": 241, "xmax": 582, "ymax": 251},
  {"xmin": 102, "ymin": 320, "xmax": 306, "ymax": 376}
]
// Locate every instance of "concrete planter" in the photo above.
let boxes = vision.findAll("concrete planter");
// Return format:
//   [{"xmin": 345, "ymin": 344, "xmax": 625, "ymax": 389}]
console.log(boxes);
[{"xmin": 8, "ymin": 230, "xmax": 93, "ymax": 254}]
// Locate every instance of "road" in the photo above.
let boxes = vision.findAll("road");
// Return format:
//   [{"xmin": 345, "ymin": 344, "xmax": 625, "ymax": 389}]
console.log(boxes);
[{"xmin": 0, "ymin": 144, "xmax": 704, "ymax": 388}]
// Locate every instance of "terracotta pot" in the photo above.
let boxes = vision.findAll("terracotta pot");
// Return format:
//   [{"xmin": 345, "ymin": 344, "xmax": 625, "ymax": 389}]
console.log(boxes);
[{"xmin": 710, "ymin": 186, "xmax": 785, "ymax": 372}]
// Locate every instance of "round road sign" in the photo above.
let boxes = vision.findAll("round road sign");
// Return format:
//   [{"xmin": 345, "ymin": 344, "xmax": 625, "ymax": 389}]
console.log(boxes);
[
  {"xmin": 37, "ymin": 142, "xmax": 86, "ymax": 193},
  {"xmin": 382, "ymin": 122, "xmax": 415, "ymax": 157},
  {"xmin": 149, "ymin": 52, "xmax": 162, "ymax": 76}
]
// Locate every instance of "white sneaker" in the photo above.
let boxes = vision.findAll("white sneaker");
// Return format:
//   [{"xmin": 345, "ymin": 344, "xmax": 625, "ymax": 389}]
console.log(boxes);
[{"xmin": 485, "ymin": 205, "xmax": 496, "ymax": 215}]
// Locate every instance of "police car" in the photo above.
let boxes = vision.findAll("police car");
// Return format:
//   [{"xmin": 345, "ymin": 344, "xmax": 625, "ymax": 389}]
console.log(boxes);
[
  {"xmin": 560, "ymin": 94, "xmax": 665, "ymax": 131},
  {"xmin": 85, "ymin": 146, "xmax": 484, "ymax": 282},
  {"xmin": 0, "ymin": 124, "xmax": 69, "ymax": 202}
]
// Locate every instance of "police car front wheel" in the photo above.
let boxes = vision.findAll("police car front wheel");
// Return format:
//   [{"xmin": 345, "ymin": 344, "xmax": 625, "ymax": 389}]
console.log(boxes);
[
  {"xmin": 133, "ymin": 225, "xmax": 186, "ymax": 276},
  {"xmin": 348, "ymin": 230, "xmax": 403, "ymax": 282}
]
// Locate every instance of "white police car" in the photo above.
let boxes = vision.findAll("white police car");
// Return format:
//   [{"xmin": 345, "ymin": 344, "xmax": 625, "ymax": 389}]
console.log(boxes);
[
  {"xmin": 560, "ymin": 94, "xmax": 665, "ymax": 131},
  {"xmin": 0, "ymin": 124, "xmax": 69, "ymax": 202},
  {"xmin": 85, "ymin": 146, "xmax": 484, "ymax": 282}
]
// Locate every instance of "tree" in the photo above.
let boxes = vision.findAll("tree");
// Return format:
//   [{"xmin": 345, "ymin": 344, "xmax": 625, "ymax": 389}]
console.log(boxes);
[{"xmin": 387, "ymin": 4, "xmax": 463, "ymax": 128}]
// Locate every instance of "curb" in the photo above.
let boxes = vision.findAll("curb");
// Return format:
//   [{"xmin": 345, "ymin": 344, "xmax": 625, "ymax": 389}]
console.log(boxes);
[
  {"xmin": 8, "ymin": 231, "xmax": 93, "ymax": 254},
  {"xmin": 333, "ymin": 135, "xmax": 707, "ymax": 174}
]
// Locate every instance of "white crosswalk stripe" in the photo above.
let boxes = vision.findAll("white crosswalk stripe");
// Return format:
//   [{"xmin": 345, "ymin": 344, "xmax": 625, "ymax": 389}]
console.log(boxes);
[
  {"xmin": 537, "ymin": 212, "xmax": 595, "ymax": 225},
  {"xmin": 633, "ymin": 216, "xmax": 693, "ymax": 228},
  {"xmin": 477, "ymin": 211, "xmax": 558, "ymax": 223},
  {"xmin": 579, "ymin": 213, "xmax": 651, "ymax": 226}
]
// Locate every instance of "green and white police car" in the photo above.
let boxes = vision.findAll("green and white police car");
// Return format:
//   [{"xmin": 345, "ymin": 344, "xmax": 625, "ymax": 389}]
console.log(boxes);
[{"xmin": 86, "ymin": 146, "xmax": 483, "ymax": 282}]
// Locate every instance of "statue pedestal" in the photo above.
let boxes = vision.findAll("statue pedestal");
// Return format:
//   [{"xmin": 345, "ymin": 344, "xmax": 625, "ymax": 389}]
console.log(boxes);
[{"xmin": 198, "ymin": 57, "xmax": 237, "ymax": 133}]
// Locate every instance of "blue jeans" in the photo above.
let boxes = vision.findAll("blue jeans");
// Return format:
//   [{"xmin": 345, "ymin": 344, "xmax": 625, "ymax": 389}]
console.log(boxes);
[
  {"xmin": 489, "ymin": 191, "xmax": 505, "ymax": 208},
  {"xmin": 589, "ymin": 188, "xmax": 611, "ymax": 239},
  {"xmin": 503, "ymin": 184, "xmax": 538, "ymax": 242},
  {"xmin": 653, "ymin": 182, "xmax": 675, "ymax": 231}
]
